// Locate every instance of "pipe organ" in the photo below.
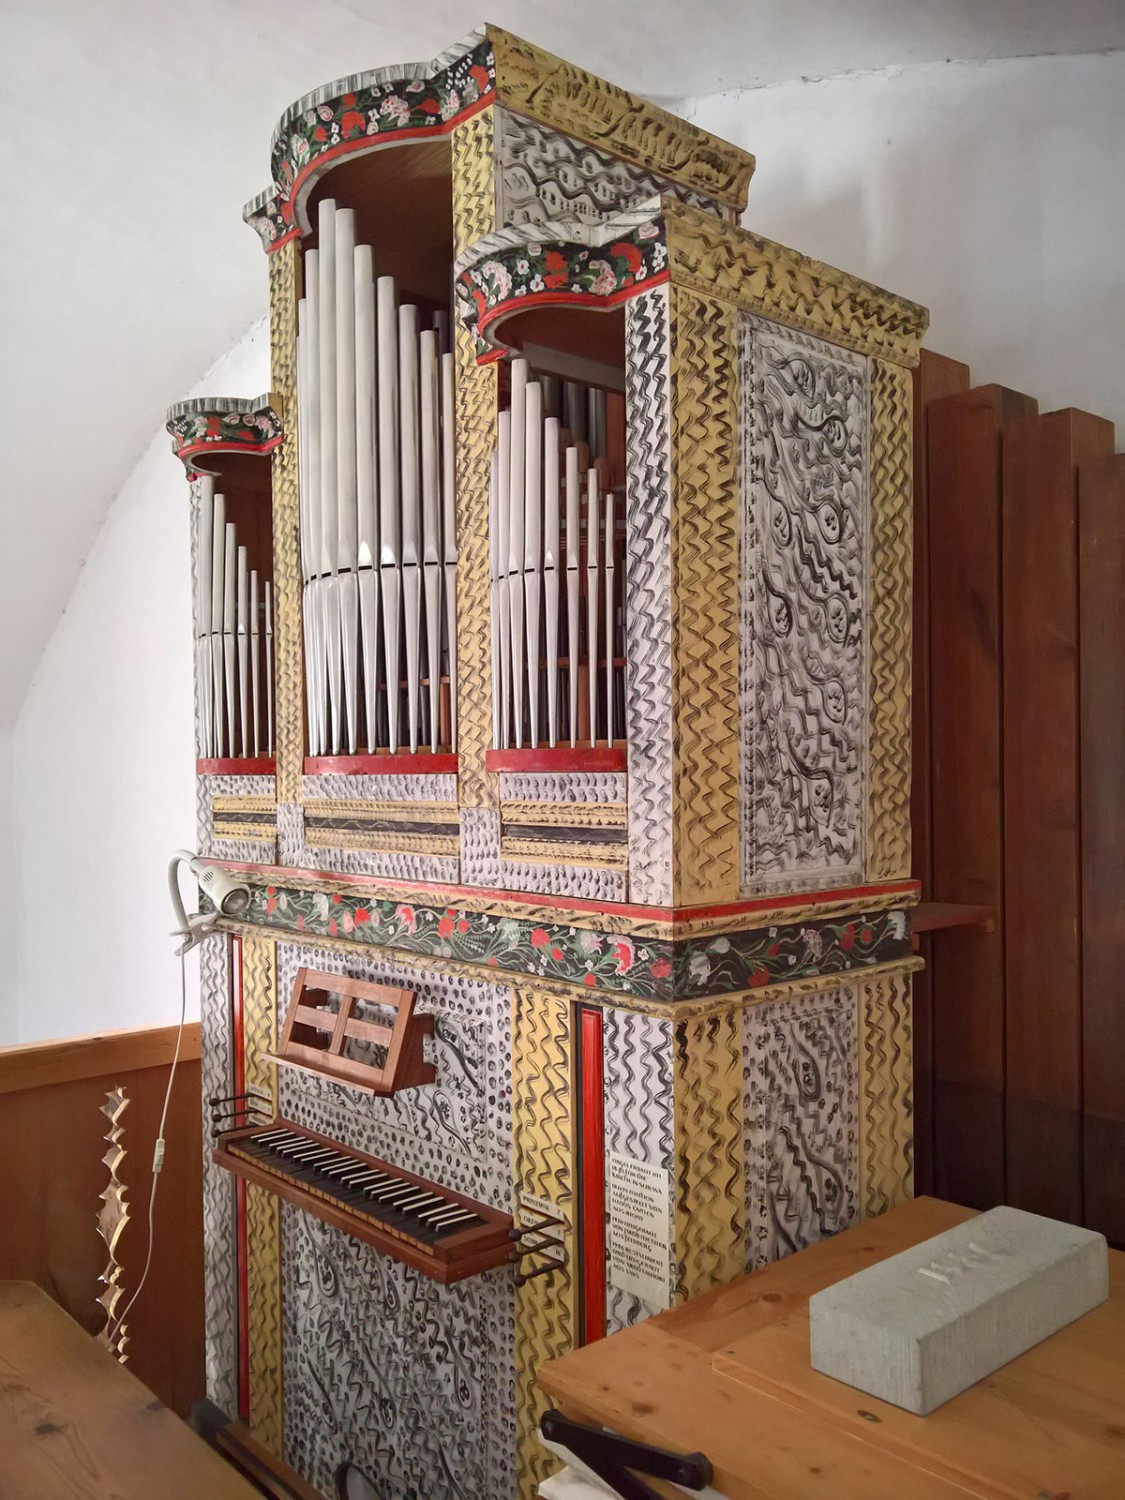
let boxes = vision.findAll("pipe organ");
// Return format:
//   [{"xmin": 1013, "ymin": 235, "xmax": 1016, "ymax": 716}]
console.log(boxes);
[{"xmin": 168, "ymin": 27, "xmax": 927, "ymax": 1500}]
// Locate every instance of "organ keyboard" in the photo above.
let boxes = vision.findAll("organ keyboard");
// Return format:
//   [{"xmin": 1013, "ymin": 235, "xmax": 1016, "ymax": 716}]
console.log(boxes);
[{"xmin": 214, "ymin": 1119, "xmax": 513, "ymax": 1284}]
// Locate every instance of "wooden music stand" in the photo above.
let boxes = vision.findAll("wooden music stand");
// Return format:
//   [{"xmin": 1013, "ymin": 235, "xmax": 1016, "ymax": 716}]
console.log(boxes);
[{"xmin": 267, "ymin": 967, "xmax": 436, "ymax": 1095}]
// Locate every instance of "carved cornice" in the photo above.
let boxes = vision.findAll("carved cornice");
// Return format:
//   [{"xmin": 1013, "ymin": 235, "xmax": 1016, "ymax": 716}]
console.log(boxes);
[
  {"xmin": 454, "ymin": 207, "xmax": 666, "ymax": 359},
  {"xmin": 487, "ymin": 27, "xmax": 754, "ymax": 213},
  {"xmin": 165, "ymin": 394, "xmax": 283, "ymax": 478},
  {"xmin": 243, "ymin": 32, "xmax": 495, "ymax": 251},
  {"xmin": 665, "ymin": 201, "xmax": 929, "ymax": 367},
  {"xmin": 243, "ymin": 29, "xmax": 756, "ymax": 253}
]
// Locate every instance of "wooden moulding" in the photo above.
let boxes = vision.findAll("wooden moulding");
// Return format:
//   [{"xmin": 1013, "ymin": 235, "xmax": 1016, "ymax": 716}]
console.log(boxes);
[
  {"xmin": 0, "ymin": 1023, "xmax": 202, "ymax": 1096},
  {"xmin": 267, "ymin": 966, "xmax": 436, "ymax": 1096}
]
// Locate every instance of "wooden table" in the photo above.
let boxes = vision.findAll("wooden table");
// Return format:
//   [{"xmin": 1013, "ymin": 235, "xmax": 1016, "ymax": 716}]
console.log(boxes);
[
  {"xmin": 0, "ymin": 1281, "xmax": 257, "ymax": 1500},
  {"xmin": 539, "ymin": 1197, "xmax": 1125, "ymax": 1499}
]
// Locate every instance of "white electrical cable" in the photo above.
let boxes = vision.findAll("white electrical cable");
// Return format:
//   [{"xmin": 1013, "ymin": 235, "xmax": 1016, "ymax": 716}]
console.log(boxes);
[{"xmin": 105, "ymin": 945, "xmax": 188, "ymax": 1348}]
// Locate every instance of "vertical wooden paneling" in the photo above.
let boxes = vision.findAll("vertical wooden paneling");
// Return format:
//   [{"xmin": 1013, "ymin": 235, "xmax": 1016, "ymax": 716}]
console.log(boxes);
[
  {"xmin": 929, "ymin": 385, "xmax": 1036, "ymax": 1209},
  {"xmin": 0, "ymin": 1041, "xmax": 205, "ymax": 1419},
  {"xmin": 911, "ymin": 350, "xmax": 971, "ymax": 1196},
  {"xmin": 1079, "ymin": 453, "xmax": 1125, "ymax": 1245},
  {"xmin": 1001, "ymin": 408, "xmax": 1114, "ymax": 1222}
]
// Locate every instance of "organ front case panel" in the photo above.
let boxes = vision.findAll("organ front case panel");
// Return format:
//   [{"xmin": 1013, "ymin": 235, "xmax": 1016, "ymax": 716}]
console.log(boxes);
[{"xmin": 167, "ymin": 26, "xmax": 928, "ymax": 1499}]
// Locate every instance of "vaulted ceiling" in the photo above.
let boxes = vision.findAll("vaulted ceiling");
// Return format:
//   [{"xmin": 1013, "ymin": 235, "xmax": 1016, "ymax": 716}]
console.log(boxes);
[{"xmin": 2, "ymin": 0, "xmax": 1123, "ymax": 724}]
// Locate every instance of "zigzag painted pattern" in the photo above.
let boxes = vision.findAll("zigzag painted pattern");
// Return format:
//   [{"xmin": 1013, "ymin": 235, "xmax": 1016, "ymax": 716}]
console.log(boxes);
[
  {"xmin": 512, "ymin": 987, "xmax": 574, "ymax": 1500},
  {"xmin": 666, "ymin": 203, "xmax": 928, "ymax": 367},
  {"xmin": 739, "ymin": 317, "xmax": 869, "ymax": 891},
  {"xmin": 603, "ymin": 1008, "xmax": 674, "ymax": 1331},
  {"xmin": 624, "ymin": 287, "xmax": 675, "ymax": 907},
  {"xmin": 671, "ymin": 288, "xmax": 740, "ymax": 903},
  {"xmin": 269, "ymin": 240, "xmax": 304, "ymax": 804},
  {"xmin": 246, "ymin": 1185, "xmax": 283, "ymax": 1451},
  {"xmin": 198, "ymin": 932, "xmax": 238, "ymax": 1414},
  {"xmin": 673, "ymin": 1009, "xmax": 745, "ymax": 1299},
  {"xmin": 867, "ymin": 360, "xmax": 913, "ymax": 882},
  {"xmin": 241, "ymin": 935, "xmax": 278, "ymax": 1109},
  {"xmin": 240, "ymin": 936, "xmax": 282, "ymax": 1441},
  {"xmin": 452, "ymin": 109, "xmax": 500, "ymax": 813},
  {"xmin": 496, "ymin": 109, "xmax": 720, "ymax": 229},
  {"xmin": 858, "ymin": 968, "xmax": 914, "ymax": 1216}
]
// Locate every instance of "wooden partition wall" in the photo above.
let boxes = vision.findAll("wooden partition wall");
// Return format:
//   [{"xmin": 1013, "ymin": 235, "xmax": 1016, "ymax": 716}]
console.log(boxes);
[
  {"xmin": 912, "ymin": 351, "xmax": 1123, "ymax": 1245},
  {"xmin": 0, "ymin": 1025, "xmax": 206, "ymax": 1415}
]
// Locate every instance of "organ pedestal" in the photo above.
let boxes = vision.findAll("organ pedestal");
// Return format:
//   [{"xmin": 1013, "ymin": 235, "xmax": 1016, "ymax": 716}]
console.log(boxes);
[{"xmin": 168, "ymin": 26, "xmax": 927, "ymax": 1499}]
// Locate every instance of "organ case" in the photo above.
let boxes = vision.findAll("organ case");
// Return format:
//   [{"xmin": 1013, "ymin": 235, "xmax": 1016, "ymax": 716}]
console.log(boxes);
[{"xmin": 169, "ymin": 25, "xmax": 928, "ymax": 1500}]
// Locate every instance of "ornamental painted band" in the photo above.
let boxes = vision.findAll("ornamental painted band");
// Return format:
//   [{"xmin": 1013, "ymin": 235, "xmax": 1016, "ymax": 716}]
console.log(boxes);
[{"xmin": 166, "ymin": 24, "xmax": 926, "ymax": 1500}]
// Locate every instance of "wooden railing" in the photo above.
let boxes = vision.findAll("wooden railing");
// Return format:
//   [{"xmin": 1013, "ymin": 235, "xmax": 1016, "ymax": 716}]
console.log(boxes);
[{"xmin": 0, "ymin": 1023, "xmax": 205, "ymax": 1416}]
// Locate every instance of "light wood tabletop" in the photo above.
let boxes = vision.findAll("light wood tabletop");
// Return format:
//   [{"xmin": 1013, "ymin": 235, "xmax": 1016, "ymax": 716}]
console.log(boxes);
[
  {"xmin": 0, "ymin": 1281, "xmax": 257, "ymax": 1500},
  {"xmin": 538, "ymin": 1197, "xmax": 1125, "ymax": 1500}
]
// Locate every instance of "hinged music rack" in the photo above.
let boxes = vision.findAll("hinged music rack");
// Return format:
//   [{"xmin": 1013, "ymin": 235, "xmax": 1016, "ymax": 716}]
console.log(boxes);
[{"xmin": 267, "ymin": 966, "xmax": 436, "ymax": 1095}]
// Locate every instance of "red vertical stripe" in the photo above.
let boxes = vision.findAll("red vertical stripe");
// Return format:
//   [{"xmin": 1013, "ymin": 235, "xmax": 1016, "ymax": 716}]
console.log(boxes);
[
  {"xmin": 231, "ymin": 935, "xmax": 250, "ymax": 1422},
  {"xmin": 579, "ymin": 1006, "xmax": 606, "ymax": 1344}
]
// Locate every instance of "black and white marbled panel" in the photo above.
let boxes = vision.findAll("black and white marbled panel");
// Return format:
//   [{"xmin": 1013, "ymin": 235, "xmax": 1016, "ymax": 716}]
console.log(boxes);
[
  {"xmin": 198, "ymin": 773, "xmax": 277, "ymax": 861},
  {"xmin": 293, "ymin": 833, "xmax": 460, "ymax": 885},
  {"xmin": 198, "ymin": 931, "xmax": 238, "ymax": 1413},
  {"xmin": 624, "ymin": 287, "xmax": 675, "ymax": 907},
  {"xmin": 742, "ymin": 984, "xmax": 859, "ymax": 1270},
  {"xmin": 282, "ymin": 1209, "xmax": 515, "ymax": 1500},
  {"xmin": 276, "ymin": 944, "xmax": 512, "ymax": 1209},
  {"xmin": 496, "ymin": 858, "xmax": 627, "ymax": 903},
  {"xmin": 602, "ymin": 1007, "xmax": 675, "ymax": 1333},
  {"xmin": 459, "ymin": 804, "xmax": 502, "ymax": 888},
  {"xmin": 495, "ymin": 108, "xmax": 721, "ymax": 230},
  {"xmin": 276, "ymin": 802, "xmax": 303, "ymax": 867},
  {"xmin": 739, "ymin": 317, "xmax": 870, "ymax": 894},
  {"xmin": 498, "ymin": 771, "xmax": 626, "ymax": 804},
  {"xmin": 301, "ymin": 774, "xmax": 458, "ymax": 803}
]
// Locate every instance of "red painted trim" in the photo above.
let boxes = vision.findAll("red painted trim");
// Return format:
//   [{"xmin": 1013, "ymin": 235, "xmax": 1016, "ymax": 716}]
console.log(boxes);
[
  {"xmin": 197, "ymin": 757, "xmax": 276, "ymax": 776},
  {"xmin": 231, "ymin": 935, "xmax": 250, "ymax": 1423},
  {"xmin": 678, "ymin": 879, "xmax": 921, "ymax": 924},
  {"xmin": 476, "ymin": 271, "xmax": 669, "ymax": 351},
  {"xmin": 175, "ymin": 435, "xmax": 283, "ymax": 463},
  {"xmin": 485, "ymin": 745, "xmax": 627, "ymax": 773},
  {"xmin": 208, "ymin": 856, "xmax": 919, "ymax": 926},
  {"xmin": 263, "ymin": 91, "xmax": 494, "ymax": 254},
  {"xmin": 579, "ymin": 1006, "xmax": 606, "ymax": 1344},
  {"xmin": 304, "ymin": 752, "xmax": 458, "ymax": 776}
]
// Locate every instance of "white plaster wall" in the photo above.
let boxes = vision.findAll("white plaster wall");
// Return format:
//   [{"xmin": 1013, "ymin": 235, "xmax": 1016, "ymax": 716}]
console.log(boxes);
[
  {"xmin": 9, "ymin": 322, "xmax": 269, "ymax": 1045},
  {"xmin": 0, "ymin": 731, "xmax": 15, "ymax": 1041},
  {"xmin": 684, "ymin": 50, "xmax": 1125, "ymax": 437}
]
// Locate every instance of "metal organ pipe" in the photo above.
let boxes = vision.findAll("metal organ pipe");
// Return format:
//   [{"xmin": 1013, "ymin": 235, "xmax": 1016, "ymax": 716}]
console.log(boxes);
[
  {"xmin": 334, "ymin": 206, "xmax": 359, "ymax": 755},
  {"xmin": 488, "ymin": 378, "xmax": 625, "ymax": 751},
  {"xmin": 293, "ymin": 209, "xmax": 459, "ymax": 760}
]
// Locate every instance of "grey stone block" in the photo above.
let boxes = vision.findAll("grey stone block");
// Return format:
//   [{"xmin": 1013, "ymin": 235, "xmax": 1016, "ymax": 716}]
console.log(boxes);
[{"xmin": 809, "ymin": 1206, "xmax": 1108, "ymax": 1414}]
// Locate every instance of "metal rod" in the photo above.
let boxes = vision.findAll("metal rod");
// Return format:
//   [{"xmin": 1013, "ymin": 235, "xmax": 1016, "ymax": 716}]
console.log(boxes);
[
  {"xmin": 399, "ymin": 302, "xmax": 422, "ymax": 755},
  {"xmin": 543, "ymin": 415, "xmax": 560, "ymax": 747},
  {"xmin": 420, "ymin": 328, "xmax": 442, "ymax": 752},
  {"xmin": 496, "ymin": 409, "xmax": 512, "ymax": 747},
  {"xmin": 565, "ymin": 448, "xmax": 580, "ymax": 748},
  {"xmin": 440, "ymin": 351, "xmax": 457, "ymax": 751},
  {"xmin": 377, "ymin": 275, "xmax": 401, "ymax": 752},
  {"xmin": 354, "ymin": 244, "xmax": 380, "ymax": 752},
  {"xmin": 508, "ymin": 359, "xmax": 528, "ymax": 747},
  {"xmin": 585, "ymin": 471, "xmax": 599, "ymax": 747},
  {"xmin": 523, "ymin": 379, "xmax": 542, "ymax": 747},
  {"xmin": 334, "ymin": 206, "xmax": 359, "ymax": 755}
]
